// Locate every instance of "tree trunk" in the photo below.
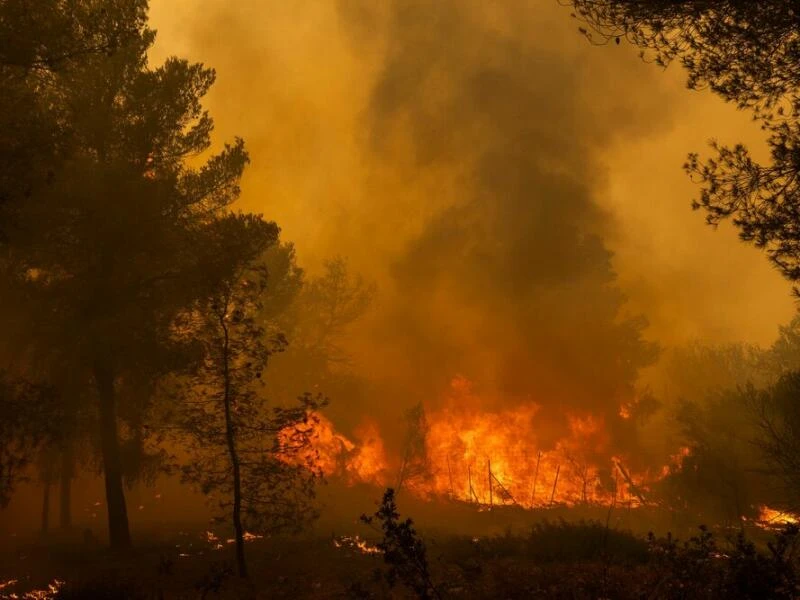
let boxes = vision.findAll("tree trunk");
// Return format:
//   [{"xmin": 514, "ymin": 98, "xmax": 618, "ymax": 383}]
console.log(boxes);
[
  {"xmin": 41, "ymin": 478, "xmax": 51, "ymax": 535},
  {"xmin": 59, "ymin": 445, "xmax": 73, "ymax": 529},
  {"xmin": 94, "ymin": 362, "xmax": 131, "ymax": 550},
  {"xmin": 221, "ymin": 315, "xmax": 247, "ymax": 578},
  {"xmin": 227, "ymin": 424, "xmax": 247, "ymax": 578}
]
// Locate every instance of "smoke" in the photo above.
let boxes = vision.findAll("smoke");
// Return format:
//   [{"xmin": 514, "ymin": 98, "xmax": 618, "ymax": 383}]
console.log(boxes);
[
  {"xmin": 334, "ymin": 0, "xmax": 666, "ymax": 449},
  {"xmin": 146, "ymin": 0, "xmax": 795, "ymax": 451}
]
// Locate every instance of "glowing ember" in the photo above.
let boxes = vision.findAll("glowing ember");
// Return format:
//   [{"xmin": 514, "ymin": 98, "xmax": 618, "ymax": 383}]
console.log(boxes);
[
  {"xmin": 0, "ymin": 579, "xmax": 65, "ymax": 600},
  {"xmin": 204, "ymin": 530, "xmax": 224, "ymax": 550},
  {"xmin": 333, "ymin": 535, "xmax": 382, "ymax": 555},
  {"xmin": 205, "ymin": 530, "xmax": 219, "ymax": 542},
  {"xmin": 225, "ymin": 531, "xmax": 264, "ymax": 544}
]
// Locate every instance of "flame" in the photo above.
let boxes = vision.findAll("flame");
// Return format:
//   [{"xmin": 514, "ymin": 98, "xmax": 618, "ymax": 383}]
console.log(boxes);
[
  {"xmin": 346, "ymin": 421, "xmax": 389, "ymax": 484},
  {"xmin": 758, "ymin": 506, "xmax": 799, "ymax": 528},
  {"xmin": 660, "ymin": 447, "xmax": 691, "ymax": 478},
  {"xmin": 283, "ymin": 414, "xmax": 389, "ymax": 485},
  {"xmin": 225, "ymin": 531, "xmax": 263, "ymax": 544},
  {"xmin": 332, "ymin": 535, "xmax": 382, "ymax": 555},
  {"xmin": 0, "ymin": 579, "xmax": 65, "ymax": 600},
  {"xmin": 284, "ymin": 377, "xmax": 684, "ymax": 509}
]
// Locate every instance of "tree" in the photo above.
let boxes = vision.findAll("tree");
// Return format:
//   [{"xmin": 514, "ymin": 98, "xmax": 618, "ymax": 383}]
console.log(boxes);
[
  {"xmin": 396, "ymin": 403, "xmax": 431, "ymax": 494},
  {"xmin": 666, "ymin": 390, "xmax": 765, "ymax": 524},
  {"xmin": 765, "ymin": 315, "xmax": 800, "ymax": 378},
  {"xmin": 179, "ymin": 215, "xmax": 323, "ymax": 578},
  {"xmin": 568, "ymin": 1, "xmax": 800, "ymax": 293},
  {"xmin": 259, "ymin": 255, "xmax": 375, "ymax": 431},
  {"xmin": 0, "ymin": 1, "xmax": 144, "ymax": 240},
  {"xmin": 0, "ymin": 374, "xmax": 59, "ymax": 508},
  {"xmin": 663, "ymin": 341, "xmax": 768, "ymax": 400},
  {"xmin": 284, "ymin": 257, "xmax": 375, "ymax": 372},
  {"xmin": 6, "ymin": 0, "xmax": 253, "ymax": 549},
  {"xmin": 361, "ymin": 488, "xmax": 441, "ymax": 600},
  {"xmin": 0, "ymin": 1, "xmax": 141, "ymax": 70},
  {"xmin": 568, "ymin": 0, "xmax": 798, "ymax": 110},
  {"xmin": 751, "ymin": 372, "xmax": 800, "ymax": 510}
]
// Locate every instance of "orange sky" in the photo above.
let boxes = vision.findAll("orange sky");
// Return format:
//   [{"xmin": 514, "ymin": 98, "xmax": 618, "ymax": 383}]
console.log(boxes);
[{"xmin": 148, "ymin": 0, "xmax": 794, "ymax": 350}]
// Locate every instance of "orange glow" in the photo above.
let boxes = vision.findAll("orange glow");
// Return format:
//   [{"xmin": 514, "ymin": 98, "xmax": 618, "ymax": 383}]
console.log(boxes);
[
  {"xmin": 282, "ymin": 413, "xmax": 390, "ymax": 485},
  {"xmin": 757, "ymin": 506, "xmax": 799, "ymax": 528},
  {"xmin": 0, "ymin": 578, "xmax": 65, "ymax": 599},
  {"xmin": 660, "ymin": 446, "xmax": 691, "ymax": 478},
  {"xmin": 283, "ymin": 377, "xmax": 683, "ymax": 509},
  {"xmin": 346, "ymin": 420, "xmax": 389, "ymax": 485},
  {"xmin": 333, "ymin": 535, "xmax": 382, "ymax": 555}
]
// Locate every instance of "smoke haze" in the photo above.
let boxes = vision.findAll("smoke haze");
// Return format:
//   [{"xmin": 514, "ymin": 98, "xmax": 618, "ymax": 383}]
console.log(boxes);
[{"xmin": 146, "ymin": 0, "xmax": 795, "ymax": 441}]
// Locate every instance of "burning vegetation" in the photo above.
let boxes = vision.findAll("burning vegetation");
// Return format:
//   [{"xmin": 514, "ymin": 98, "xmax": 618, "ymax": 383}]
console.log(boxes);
[
  {"xmin": 5, "ymin": 0, "xmax": 800, "ymax": 598},
  {"xmin": 287, "ymin": 376, "xmax": 688, "ymax": 512}
]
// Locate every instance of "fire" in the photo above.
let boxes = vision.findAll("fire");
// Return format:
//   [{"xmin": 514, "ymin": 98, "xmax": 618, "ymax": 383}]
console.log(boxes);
[
  {"xmin": 346, "ymin": 421, "xmax": 389, "ymax": 484},
  {"xmin": 660, "ymin": 446, "xmax": 691, "ymax": 478},
  {"xmin": 285, "ymin": 414, "xmax": 389, "ymax": 485},
  {"xmin": 284, "ymin": 377, "xmax": 685, "ymax": 509},
  {"xmin": 224, "ymin": 531, "xmax": 264, "ymax": 545},
  {"xmin": 758, "ymin": 506, "xmax": 799, "ymax": 528},
  {"xmin": 332, "ymin": 535, "xmax": 382, "ymax": 555},
  {"xmin": 404, "ymin": 405, "xmax": 629, "ymax": 507},
  {"xmin": 0, "ymin": 579, "xmax": 64, "ymax": 600}
]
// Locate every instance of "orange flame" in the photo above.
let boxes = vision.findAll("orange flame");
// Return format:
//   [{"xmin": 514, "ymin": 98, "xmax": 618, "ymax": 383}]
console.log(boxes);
[
  {"xmin": 285, "ymin": 377, "xmax": 682, "ymax": 509},
  {"xmin": 333, "ymin": 535, "xmax": 382, "ymax": 555},
  {"xmin": 757, "ymin": 506, "xmax": 799, "ymax": 528}
]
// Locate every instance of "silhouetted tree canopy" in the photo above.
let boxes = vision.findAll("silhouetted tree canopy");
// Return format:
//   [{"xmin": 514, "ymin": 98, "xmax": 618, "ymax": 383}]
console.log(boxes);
[
  {"xmin": 0, "ymin": 1, "xmax": 146, "ymax": 241},
  {"xmin": 0, "ymin": 375, "xmax": 59, "ymax": 507},
  {"xmin": 751, "ymin": 372, "xmax": 800, "ymax": 510},
  {"xmin": 0, "ymin": 0, "xmax": 277, "ymax": 549},
  {"xmin": 569, "ymin": 1, "xmax": 800, "ymax": 293},
  {"xmin": 569, "ymin": 1, "xmax": 798, "ymax": 108},
  {"xmin": 178, "ymin": 216, "xmax": 323, "ymax": 577}
]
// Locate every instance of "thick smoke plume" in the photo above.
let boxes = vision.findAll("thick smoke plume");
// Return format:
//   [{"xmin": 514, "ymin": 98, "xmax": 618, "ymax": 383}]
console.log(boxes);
[
  {"xmin": 145, "ymin": 0, "xmax": 794, "ymax": 459},
  {"xmin": 341, "ymin": 0, "xmax": 665, "ymax": 453}
]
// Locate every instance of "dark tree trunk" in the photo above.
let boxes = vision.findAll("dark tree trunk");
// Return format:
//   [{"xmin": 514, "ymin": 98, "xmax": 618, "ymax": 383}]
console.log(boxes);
[
  {"xmin": 94, "ymin": 363, "xmax": 131, "ymax": 550},
  {"xmin": 220, "ymin": 315, "xmax": 247, "ymax": 578},
  {"xmin": 59, "ymin": 445, "xmax": 73, "ymax": 529},
  {"xmin": 41, "ymin": 478, "xmax": 51, "ymax": 535},
  {"xmin": 227, "ymin": 422, "xmax": 247, "ymax": 578}
]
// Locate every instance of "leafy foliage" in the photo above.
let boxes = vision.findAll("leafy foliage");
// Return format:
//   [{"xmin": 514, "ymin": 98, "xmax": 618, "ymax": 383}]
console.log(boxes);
[
  {"xmin": 568, "ymin": 1, "xmax": 800, "ymax": 296},
  {"xmin": 178, "ymin": 221, "xmax": 324, "ymax": 575},
  {"xmin": 647, "ymin": 524, "xmax": 800, "ymax": 599},
  {"xmin": 750, "ymin": 372, "xmax": 800, "ymax": 508},
  {"xmin": 0, "ymin": 375, "xmax": 59, "ymax": 507},
  {"xmin": 361, "ymin": 488, "xmax": 442, "ymax": 599},
  {"xmin": 569, "ymin": 1, "xmax": 800, "ymax": 111}
]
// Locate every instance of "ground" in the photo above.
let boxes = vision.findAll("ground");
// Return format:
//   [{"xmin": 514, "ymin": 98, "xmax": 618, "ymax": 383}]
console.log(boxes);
[{"xmin": 0, "ymin": 506, "xmax": 791, "ymax": 599}]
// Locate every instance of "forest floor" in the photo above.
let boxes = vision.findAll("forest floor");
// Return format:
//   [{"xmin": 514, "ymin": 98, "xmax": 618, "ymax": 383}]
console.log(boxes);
[{"xmin": 0, "ymin": 514, "xmax": 785, "ymax": 599}]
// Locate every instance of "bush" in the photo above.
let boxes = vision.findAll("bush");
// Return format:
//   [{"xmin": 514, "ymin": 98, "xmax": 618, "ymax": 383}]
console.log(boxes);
[
  {"xmin": 441, "ymin": 519, "xmax": 648, "ymax": 564},
  {"xmin": 648, "ymin": 524, "xmax": 800, "ymax": 599}
]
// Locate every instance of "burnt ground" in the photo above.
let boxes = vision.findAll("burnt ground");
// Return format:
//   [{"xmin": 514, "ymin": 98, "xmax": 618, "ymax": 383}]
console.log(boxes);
[{"xmin": 0, "ymin": 508, "xmax": 788, "ymax": 600}]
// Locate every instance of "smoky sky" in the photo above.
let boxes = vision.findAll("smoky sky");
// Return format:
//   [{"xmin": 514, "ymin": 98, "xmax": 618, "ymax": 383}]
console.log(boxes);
[
  {"xmin": 325, "ymin": 0, "xmax": 665, "ymax": 450},
  {"xmin": 147, "ymin": 0, "xmax": 797, "ymax": 448}
]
